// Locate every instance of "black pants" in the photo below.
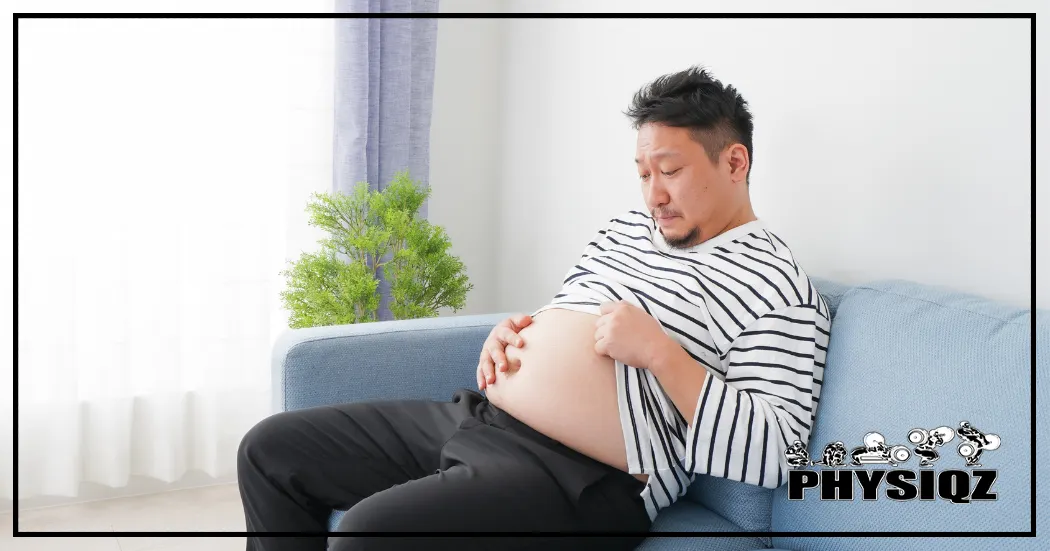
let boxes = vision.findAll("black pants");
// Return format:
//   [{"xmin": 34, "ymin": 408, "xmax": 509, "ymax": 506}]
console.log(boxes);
[{"xmin": 238, "ymin": 388, "xmax": 652, "ymax": 551}]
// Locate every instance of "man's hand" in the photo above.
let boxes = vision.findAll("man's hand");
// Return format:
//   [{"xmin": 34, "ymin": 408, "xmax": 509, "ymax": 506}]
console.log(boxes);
[
  {"xmin": 477, "ymin": 313, "xmax": 532, "ymax": 390},
  {"xmin": 594, "ymin": 301, "xmax": 675, "ymax": 369}
]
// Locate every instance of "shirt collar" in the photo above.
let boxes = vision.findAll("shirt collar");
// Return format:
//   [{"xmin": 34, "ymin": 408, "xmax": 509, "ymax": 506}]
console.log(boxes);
[{"xmin": 653, "ymin": 218, "xmax": 767, "ymax": 254}]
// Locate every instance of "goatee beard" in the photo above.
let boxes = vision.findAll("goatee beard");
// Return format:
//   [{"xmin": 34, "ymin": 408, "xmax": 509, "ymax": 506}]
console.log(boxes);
[{"xmin": 662, "ymin": 227, "xmax": 700, "ymax": 249}]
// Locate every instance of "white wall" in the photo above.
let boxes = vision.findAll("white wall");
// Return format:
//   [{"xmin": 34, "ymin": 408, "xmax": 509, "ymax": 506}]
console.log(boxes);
[
  {"xmin": 484, "ymin": 5, "xmax": 1042, "ymax": 312},
  {"xmin": 429, "ymin": 1, "xmax": 505, "ymax": 316}
]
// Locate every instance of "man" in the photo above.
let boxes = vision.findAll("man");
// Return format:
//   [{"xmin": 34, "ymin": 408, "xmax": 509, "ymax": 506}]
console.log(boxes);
[{"xmin": 238, "ymin": 66, "xmax": 830, "ymax": 551}]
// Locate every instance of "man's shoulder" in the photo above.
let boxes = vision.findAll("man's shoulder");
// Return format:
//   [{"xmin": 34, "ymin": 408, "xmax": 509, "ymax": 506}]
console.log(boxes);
[
  {"xmin": 590, "ymin": 210, "xmax": 656, "ymax": 243},
  {"xmin": 710, "ymin": 227, "xmax": 828, "ymax": 318},
  {"xmin": 605, "ymin": 210, "xmax": 654, "ymax": 229}
]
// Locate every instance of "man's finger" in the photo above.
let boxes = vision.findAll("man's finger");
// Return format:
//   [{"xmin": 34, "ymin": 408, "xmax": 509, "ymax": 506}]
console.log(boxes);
[
  {"xmin": 493, "ymin": 349, "xmax": 510, "ymax": 374},
  {"xmin": 510, "ymin": 314, "xmax": 533, "ymax": 330},
  {"xmin": 599, "ymin": 301, "xmax": 618, "ymax": 315},
  {"xmin": 478, "ymin": 359, "xmax": 488, "ymax": 390},
  {"xmin": 498, "ymin": 317, "xmax": 518, "ymax": 331},
  {"xmin": 498, "ymin": 327, "xmax": 525, "ymax": 348},
  {"xmin": 480, "ymin": 351, "xmax": 496, "ymax": 386},
  {"xmin": 489, "ymin": 346, "xmax": 510, "ymax": 377}
]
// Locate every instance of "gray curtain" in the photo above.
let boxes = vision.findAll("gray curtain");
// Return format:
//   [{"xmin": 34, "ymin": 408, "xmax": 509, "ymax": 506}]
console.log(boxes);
[{"xmin": 334, "ymin": 0, "xmax": 439, "ymax": 321}]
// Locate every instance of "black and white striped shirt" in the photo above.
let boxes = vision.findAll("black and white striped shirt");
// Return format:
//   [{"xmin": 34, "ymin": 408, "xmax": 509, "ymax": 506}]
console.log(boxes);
[{"xmin": 532, "ymin": 210, "xmax": 831, "ymax": 522}]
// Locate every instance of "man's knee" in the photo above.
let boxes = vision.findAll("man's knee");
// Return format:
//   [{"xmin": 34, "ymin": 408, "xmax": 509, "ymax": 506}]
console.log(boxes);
[{"xmin": 237, "ymin": 412, "xmax": 296, "ymax": 473}]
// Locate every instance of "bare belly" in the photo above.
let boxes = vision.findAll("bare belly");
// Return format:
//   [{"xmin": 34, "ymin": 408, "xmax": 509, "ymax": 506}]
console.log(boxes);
[{"xmin": 483, "ymin": 308, "xmax": 648, "ymax": 484}]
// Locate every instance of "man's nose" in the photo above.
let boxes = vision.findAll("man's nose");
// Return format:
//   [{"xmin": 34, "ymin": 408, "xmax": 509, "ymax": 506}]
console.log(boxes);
[{"xmin": 646, "ymin": 175, "xmax": 669, "ymax": 205}]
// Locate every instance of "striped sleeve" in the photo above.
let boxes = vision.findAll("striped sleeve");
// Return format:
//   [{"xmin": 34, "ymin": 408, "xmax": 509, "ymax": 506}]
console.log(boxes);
[
  {"xmin": 579, "ymin": 224, "xmax": 611, "ymax": 260},
  {"xmin": 683, "ymin": 304, "xmax": 829, "ymax": 488}
]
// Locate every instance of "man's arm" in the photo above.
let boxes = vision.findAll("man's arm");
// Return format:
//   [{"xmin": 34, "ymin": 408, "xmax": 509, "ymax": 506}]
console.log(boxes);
[{"xmin": 649, "ymin": 304, "xmax": 829, "ymax": 488}]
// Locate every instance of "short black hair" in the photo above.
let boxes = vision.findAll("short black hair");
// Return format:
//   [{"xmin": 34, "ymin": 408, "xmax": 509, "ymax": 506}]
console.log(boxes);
[{"xmin": 625, "ymin": 66, "xmax": 754, "ymax": 185}]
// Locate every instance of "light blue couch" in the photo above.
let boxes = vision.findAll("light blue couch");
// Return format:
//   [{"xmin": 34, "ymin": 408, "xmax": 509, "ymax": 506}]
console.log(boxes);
[{"xmin": 271, "ymin": 278, "xmax": 1046, "ymax": 550}]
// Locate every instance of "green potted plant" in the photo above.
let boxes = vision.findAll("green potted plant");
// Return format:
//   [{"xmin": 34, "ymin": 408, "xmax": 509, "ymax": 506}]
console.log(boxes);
[{"xmin": 279, "ymin": 170, "xmax": 472, "ymax": 328}]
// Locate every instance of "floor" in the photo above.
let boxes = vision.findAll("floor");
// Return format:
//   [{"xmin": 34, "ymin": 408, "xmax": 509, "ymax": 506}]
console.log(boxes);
[{"xmin": 2, "ymin": 483, "xmax": 247, "ymax": 550}]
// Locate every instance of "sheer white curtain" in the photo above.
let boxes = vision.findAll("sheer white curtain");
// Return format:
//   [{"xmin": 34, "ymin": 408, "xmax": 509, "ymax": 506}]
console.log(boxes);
[{"xmin": 11, "ymin": 15, "xmax": 334, "ymax": 504}]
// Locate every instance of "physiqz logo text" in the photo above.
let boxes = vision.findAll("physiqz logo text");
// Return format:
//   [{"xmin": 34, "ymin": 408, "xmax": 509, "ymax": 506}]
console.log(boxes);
[{"xmin": 785, "ymin": 421, "xmax": 1000, "ymax": 503}]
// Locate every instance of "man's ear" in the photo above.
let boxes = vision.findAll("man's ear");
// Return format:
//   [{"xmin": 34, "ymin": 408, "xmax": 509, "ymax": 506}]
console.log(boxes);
[{"xmin": 726, "ymin": 144, "xmax": 750, "ymax": 184}]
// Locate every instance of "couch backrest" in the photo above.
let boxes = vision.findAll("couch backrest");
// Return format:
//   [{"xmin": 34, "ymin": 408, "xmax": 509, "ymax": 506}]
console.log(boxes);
[
  {"xmin": 770, "ymin": 279, "xmax": 1037, "ymax": 550},
  {"xmin": 683, "ymin": 276, "xmax": 850, "ymax": 531}
]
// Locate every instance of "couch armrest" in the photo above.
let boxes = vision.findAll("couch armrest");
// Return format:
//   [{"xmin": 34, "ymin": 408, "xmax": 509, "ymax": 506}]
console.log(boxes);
[{"xmin": 271, "ymin": 313, "xmax": 512, "ymax": 412}]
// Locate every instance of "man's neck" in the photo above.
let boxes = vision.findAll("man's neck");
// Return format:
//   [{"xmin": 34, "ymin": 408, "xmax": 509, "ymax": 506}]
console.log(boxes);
[{"xmin": 697, "ymin": 204, "xmax": 758, "ymax": 246}]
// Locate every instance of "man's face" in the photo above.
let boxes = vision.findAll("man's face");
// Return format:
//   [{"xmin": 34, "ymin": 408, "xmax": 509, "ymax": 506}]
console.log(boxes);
[{"xmin": 635, "ymin": 123, "xmax": 736, "ymax": 249}]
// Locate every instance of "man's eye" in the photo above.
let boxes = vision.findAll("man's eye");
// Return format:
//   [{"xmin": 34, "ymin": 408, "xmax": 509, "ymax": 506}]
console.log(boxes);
[
  {"xmin": 639, "ymin": 174, "xmax": 650, "ymax": 181},
  {"xmin": 662, "ymin": 168, "xmax": 682, "ymax": 177}
]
